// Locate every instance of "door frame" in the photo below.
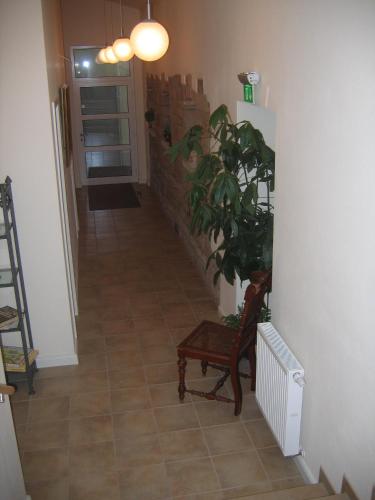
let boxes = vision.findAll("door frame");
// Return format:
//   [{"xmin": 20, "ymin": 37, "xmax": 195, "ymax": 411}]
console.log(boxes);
[{"xmin": 70, "ymin": 46, "xmax": 139, "ymax": 186}]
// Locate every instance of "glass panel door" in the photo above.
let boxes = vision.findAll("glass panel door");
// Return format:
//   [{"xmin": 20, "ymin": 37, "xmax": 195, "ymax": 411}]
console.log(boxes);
[{"xmin": 73, "ymin": 47, "xmax": 138, "ymax": 185}]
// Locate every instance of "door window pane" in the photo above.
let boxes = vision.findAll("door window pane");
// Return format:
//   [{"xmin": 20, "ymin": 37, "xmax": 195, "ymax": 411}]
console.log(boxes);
[
  {"xmin": 73, "ymin": 48, "xmax": 130, "ymax": 78},
  {"xmin": 80, "ymin": 86, "xmax": 129, "ymax": 115},
  {"xmin": 83, "ymin": 118, "xmax": 130, "ymax": 146},
  {"xmin": 86, "ymin": 150, "xmax": 132, "ymax": 178}
]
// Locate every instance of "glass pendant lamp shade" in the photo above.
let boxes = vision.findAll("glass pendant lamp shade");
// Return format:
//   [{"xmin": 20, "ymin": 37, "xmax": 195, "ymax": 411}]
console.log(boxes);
[
  {"xmin": 98, "ymin": 48, "xmax": 109, "ymax": 63},
  {"xmin": 105, "ymin": 46, "xmax": 119, "ymax": 64},
  {"xmin": 130, "ymin": 20, "xmax": 169, "ymax": 62},
  {"xmin": 113, "ymin": 38, "xmax": 134, "ymax": 61}
]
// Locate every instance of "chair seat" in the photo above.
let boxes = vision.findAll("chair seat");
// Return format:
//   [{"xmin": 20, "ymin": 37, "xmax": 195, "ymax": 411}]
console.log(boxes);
[{"xmin": 178, "ymin": 320, "xmax": 237, "ymax": 362}]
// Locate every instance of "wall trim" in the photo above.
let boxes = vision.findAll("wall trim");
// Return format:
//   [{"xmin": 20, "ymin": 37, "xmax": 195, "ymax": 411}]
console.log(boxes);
[
  {"xmin": 293, "ymin": 455, "xmax": 318, "ymax": 484},
  {"xmin": 319, "ymin": 467, "xmax": 335, "ymax": 494},
  {"xmin": 37, "ymin": 354, "xmax": 78, "ymax": 368},
  {"xmin": 341, "ymin": 476, "xmax": 360, "ymax": 500}
]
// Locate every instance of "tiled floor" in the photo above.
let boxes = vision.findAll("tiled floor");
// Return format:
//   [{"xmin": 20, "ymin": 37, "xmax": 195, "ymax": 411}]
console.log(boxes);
[{"xmin": 11, "ymin": 185, "xmax": 303, "ymax": 499}]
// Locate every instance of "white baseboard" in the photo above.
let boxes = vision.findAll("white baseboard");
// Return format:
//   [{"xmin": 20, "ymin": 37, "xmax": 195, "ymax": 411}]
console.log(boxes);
[
  {"xmin": 294, "ymin": 455, "xmax": 318, "ymax": 484},
  {"xmin": 36, "ymin": 353, "xmax": 78, "ymax": 368}
]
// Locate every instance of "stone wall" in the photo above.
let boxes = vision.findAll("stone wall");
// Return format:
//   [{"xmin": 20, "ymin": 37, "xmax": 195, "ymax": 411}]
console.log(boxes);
[{"xmin": 146, "ymin": 74, "xmax": 219, "ymax": 302}]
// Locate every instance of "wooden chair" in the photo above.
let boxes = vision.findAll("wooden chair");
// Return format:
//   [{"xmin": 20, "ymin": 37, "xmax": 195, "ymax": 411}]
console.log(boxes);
[{"xmin": 177, "ymin": 270, "xmax": 271, "ymax": 415}]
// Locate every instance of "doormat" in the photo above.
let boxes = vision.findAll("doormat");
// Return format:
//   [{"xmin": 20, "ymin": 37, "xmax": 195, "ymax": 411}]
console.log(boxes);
[{"xmin": 88, "ymin": 183, "xmax": 140, "ymax": 211}]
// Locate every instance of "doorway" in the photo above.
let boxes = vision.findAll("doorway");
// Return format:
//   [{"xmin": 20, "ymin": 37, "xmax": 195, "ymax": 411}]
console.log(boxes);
[{"xmin": 71, "ymin": 47, "xmax": 138, "ymax": 186}]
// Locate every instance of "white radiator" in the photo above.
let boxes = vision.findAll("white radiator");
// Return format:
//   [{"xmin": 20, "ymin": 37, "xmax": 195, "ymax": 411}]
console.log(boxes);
[{"xmin": 256, "ymin": 322, "xmax": 305, "ymax": 456}]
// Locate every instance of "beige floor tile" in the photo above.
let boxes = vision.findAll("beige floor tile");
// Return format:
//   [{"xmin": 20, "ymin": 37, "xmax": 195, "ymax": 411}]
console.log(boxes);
[
  {"xmin": 145, "ymin": 362, "xmax": 179, "ymax": 384},
  {"xmin": 23, "ymin": 420, "xmax": 69, "ymax": 451},
  {"xmin": 106, "ymin": 348, "xmax": 143, "ymax": 370},
  {"xmin": 69, "ymin": 471, "xmax": 120, "ymax": 500},
  {"xmin": 33, "ymin": 376, "xmax": 81, "ymax": 398},
  {"xmin": 212, "ymin": 450, "xmax": 267, "ymax": 489},
  {"xmin": 271, "ymin": 476, "xmax": 305, "ymax": 489},
  {"xmin": 69, "ymin": 391, "xmax": 111, "ymax": 418},
  {"xmin": 244, "ymin": 419, "xmax": 277, "ymax": 448},
  {"xmin": 159, "ymin": 428, "xmax": 208, "ymax": 462},
  {"xmin": 98, "ymin": 306, "xmax": 131, "ymax": 321},
  {"xmin": 169, "ymin": 326, "xmax": 193, "ymax": 345},
  {"xmin": 172, "ymin": 493, "xmax": 224, "ymax": 500},
  {"xmin": 132, "ymin": 316, "xmax": 167, "ymax": 332},
  {"xmin": 150, "ymin": 381, "xmax": 191, "ymax": 407},
  {"xmin": 240, "ymin": 395, "xmax": 263, "ymax": 421},
  {"xmin": 154, "ymin": 403, "xmax": 199, "ymax": 432},
  {"xmin": 9, "ymin": 381, "xmax": 30, "ymax": 402},
  {"xmin": 220, "ymin": 482, "xmax": 273, "ymax": 499},
  {"xmin": 75, "ymin": 371, "xmax": 109, "ymax": 393},
  {"xmin": 112, "ymin": 409, "xmax": 157, "ymax": 440},
  {"xmin": 108, "ymin": 366, "xmax": 146, "ymax": 389},
  {"xmin": 118, "ymin": 463, "xmax": 170, "ymax": 499},
  {"xmin": 78, "ymin": 336, "xmax": 106, "ymax": 355},
  {"xmin": 258, "ymin": 446, "xmax": 299, "ymax": 480},
  {"xmin": 100, "ymin": 319, "xmax": 135, "ymax": 336},
  {"xmin": 139, "ymin": 329, "xmax": 173, "ymax": 347},
  {"xmin": 188, "ymin": 377, "xmax": 230, "ymax": 401},
  {"xmin": 115, "ymin": 434, "xmax": 162, "ymax": 468},
  {"xmin": 110, "ymin": 386, "xmax": 150, "ymax": 413},
  {"xmin": 166, "ymin": 457, "xmax": 219, "ymax": 496},
  {"xmin": 142, "ymin": 344, "xmax": 177, "ymax": 365},
  {"xmin": 22, "ymin": 448, "xmax": 69, "ymax": 482},
  {"xmin": 10, "ymin": 401, "xmax": 29, "ymax": 426},
  {"xmin": 28, "ymin": 396, "xmax": 69, "ymax": 422},
  {"xmin": 194, "ymin": 401, "xmax": 239, "ymax": 427},
  {"xmin": 105, "ymin": 334, "xmax": 140, "ymax": 351},
  {"xmin": 185, "ymin": 360, "xmax": 218, "ymax": 380},
  {"xmin": 69, "ymin": 441, "xmax": 116, "ymax": 473},
  {"xmin": 69, "ymin": 415, "xmax": 113, "ymax": 445},
  {"xmin": 26, "ymin": 479, "xmax": 69, "ymax": 500},
  {"xmin": 203, "ymin": 423, "xmax": 253, "ymax": 455},
  {"xmin": 75, "ymin": 353, "xmax": 108, "ymax": 374},
  {"xmin": 164, "ymin": 313, "xmax": 198, "ymax": 329}
]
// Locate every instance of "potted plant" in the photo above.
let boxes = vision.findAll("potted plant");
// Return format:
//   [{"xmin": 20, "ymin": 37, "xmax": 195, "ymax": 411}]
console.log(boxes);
[{"xmin": 169, "ymin": 104, "xmax": 274, "ymax": 316}]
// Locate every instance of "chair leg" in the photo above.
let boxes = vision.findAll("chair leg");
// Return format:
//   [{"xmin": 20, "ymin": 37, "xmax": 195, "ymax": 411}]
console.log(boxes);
[
  {"xmin": 201, "ymin": 360, "xmax": 208, "ymax": 376},
  {"xmin": 178, "ymin": 355, "xmax": 187, "ymax": 401},
  {"xmin": 231, "ymin": 364, "xmax": 242, "ymax": 416}
]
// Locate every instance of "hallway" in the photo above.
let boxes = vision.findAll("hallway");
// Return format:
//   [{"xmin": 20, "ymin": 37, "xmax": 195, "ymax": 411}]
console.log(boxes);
[{"xmin": 11, "ymin": 185, "xmax": 302, "ymax": 499}]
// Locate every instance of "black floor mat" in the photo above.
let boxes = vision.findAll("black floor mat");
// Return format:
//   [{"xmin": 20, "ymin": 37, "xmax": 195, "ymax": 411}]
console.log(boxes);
[{"xmin": 88, "ymin": 183, "xmax": 140, "ymax": 211}]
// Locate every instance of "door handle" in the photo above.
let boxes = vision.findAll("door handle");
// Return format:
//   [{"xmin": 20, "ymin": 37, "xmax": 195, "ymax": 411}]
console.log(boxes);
[
  {"xmin": 80, "ymin": 133, "xmax": 84, "ymax": 143},
  {"xmin": 0, "ymin": 384, "xmax": 15, "ymax": 403}
]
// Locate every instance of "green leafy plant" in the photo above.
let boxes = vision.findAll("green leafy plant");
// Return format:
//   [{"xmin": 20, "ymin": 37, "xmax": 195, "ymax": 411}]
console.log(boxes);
[
  {"xmin": 222, "ymin": 302, "xmax": 271, "ymax": 330},
  {"xmin": 169, "ymin": 104, "xmax": 275, "ymax": 286}
]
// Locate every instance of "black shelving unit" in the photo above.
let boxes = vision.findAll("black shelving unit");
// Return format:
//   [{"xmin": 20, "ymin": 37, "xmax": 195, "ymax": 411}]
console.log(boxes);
[{"xmin": 0, "ymin": 177, "xmax": 37, "ymax": 394}]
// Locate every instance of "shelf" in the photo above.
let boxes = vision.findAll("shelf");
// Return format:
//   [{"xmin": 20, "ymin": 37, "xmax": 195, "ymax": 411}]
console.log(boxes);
[
  {"xmin": 0, "ymin": 268, "xmax": 18, "ymax": 288},
  {"xmin": 2, "ymin": 346, "xmax": 38, "ymax": 373},
  {"xmin": 0, "ymin": 222, "xmax": 13, "ymax": 239},
  {"xmin": 0, "ymin": 319, "xmax": 22, "ymax": 334}
]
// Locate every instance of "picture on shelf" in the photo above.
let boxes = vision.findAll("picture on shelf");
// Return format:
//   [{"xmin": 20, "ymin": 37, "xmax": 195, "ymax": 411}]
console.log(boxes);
[
  {"xmin": 0, "ymin": 306, "xmax": 18, "ymax": 329},
  {"xmin": 1, "ymin": 346, "xmax": 38, "ymax": 372}
]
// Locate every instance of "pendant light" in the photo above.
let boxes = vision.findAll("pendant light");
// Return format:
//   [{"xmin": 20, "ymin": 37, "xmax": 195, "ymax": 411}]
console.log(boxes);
[
  {"xmin": 113, "ymin": 0, "xmax": 134, "ymax": 61},
  {"xmin": 97, "ymin": 48, "xmax": 109, "ymax": 64},
  {"xmin": 130, "ymin": 0, "xmax": 169, "ymax": 62},
  {"xmin": 105, "ymin": 0, "xmax": 119, "ymax": 64},
  {"xmin": 97, "ymin": 0, "xmax": 111, "ymax": 63}
]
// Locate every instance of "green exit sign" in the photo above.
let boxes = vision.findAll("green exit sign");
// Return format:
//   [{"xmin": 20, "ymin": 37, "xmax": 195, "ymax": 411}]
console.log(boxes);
[{"xmin": 243, "ymin": 84, "xmax": 254, "ymax": 104}]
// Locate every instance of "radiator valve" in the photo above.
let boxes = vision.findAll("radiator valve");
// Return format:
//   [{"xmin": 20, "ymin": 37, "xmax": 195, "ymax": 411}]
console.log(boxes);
[{"xmin": 293, "ymin": 372, "xmax": 306, "ymax": 387}]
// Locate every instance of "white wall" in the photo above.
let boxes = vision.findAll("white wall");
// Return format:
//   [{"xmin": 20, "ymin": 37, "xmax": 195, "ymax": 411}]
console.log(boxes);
[
  {"xmin": 0, "ymin": 0, "xmax": 77, "ymax": 367},
  {"xmin": 150, "ymin": 0, "xmax": 375, "ymax": 497}
]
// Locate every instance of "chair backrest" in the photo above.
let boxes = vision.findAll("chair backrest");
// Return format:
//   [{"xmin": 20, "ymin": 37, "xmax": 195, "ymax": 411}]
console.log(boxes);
[{"xmin": 231, "ymin": 270, "xmax": 272, "ymax": 360}]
